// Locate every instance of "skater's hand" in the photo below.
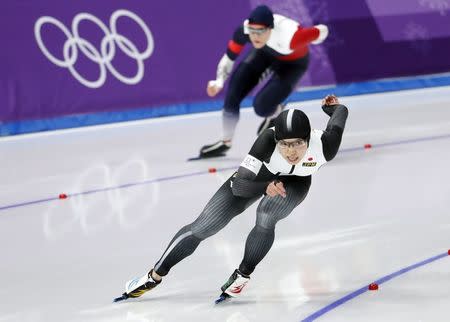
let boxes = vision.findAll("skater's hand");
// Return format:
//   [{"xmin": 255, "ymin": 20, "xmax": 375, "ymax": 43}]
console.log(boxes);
[
  {"xmin": 266, "ymin": 181, "xmax": 286, "ymax": 198},
  {"xmin": 207, "ymin": 80, "xmax": 223, "ymax": 97},
  {"xmin": 322, "ymin": 94, "xmax": 339, "ymax": 106}
]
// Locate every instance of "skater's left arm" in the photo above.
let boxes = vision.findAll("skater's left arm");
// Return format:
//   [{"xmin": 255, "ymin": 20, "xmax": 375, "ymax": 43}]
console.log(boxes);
[
  {"xmin": 290, "ymin": 24, "xmax": 328, "ymax": 50},
  {"xmin": 231, "ymin": 130, "xmax": 275, "ymax": 198},
  {"xmin": 321, "ymin": 95, "xmax": 349, "ymax": 161}
]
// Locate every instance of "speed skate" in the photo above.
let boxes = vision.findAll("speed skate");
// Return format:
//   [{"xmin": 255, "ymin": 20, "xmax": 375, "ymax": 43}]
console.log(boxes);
[
  {"xmin": 214, "ymin": 269, "xmax": 250, "ymax": 304},
  {"xmin": 113, "ymin": 270, "xmax": 161, "ymax": 302}
]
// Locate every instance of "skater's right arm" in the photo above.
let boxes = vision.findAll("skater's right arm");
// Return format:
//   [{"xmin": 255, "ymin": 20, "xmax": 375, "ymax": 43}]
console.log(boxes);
[
  {"xmin": 207, "ymin": 26, "xmax": 249, "ymax": 97},
  {"xmin": 225, "ymin": 25, "xmax": 249, "ymax": 60},
  {"xmin": 231, "ymin": 130, "xmax": 275, "ymax": 198}
]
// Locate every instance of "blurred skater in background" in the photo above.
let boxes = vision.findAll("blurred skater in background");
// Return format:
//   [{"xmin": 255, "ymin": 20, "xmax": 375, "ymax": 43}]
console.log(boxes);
[
  {"xmin": 115, "ymin": 94, "xmax": 348, "ymax": 303},
  {"xmin": 198, "ymin": 4, "xmax": 329, "ymax": 158}
]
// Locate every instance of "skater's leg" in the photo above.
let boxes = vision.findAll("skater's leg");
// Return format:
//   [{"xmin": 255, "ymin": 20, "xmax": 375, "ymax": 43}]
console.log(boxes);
[
  {"xmin": 200, "ymin": 54, "xmax": 265, "ymax": 158},
  {"xmin": 154, "ymin": 178, "xmax": 259, "ymax": 276},
  {"xmin": 253, "ymin": 77, "xmax": 291, "ymax": 135},
  {"xmin": 253, "ymin": 78, "xmax": 292, "ymax": 118},
  {"xmin": 222, "ymin": 50, "xmax": 271, "ymax": 141},
  {"xmin": 254, "ymin": 56, "xmax": 309, "ymax": 135},
  {"xmin": 238, "ymin": 176, "xmax": 311, "ymax": 275},
  {"xmin": 200, "ymin": 50, "xmax": 271, "ymax": 157}
]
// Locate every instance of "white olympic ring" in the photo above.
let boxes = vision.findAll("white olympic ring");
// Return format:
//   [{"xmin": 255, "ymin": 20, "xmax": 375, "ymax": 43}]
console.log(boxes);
[
  {"xmin": 43, "ymin": 159, "xmax": 160, "ymax": 239},
  {"xmin": 34, "ymin": 9, "xmax": 154, "ymax": 88}
]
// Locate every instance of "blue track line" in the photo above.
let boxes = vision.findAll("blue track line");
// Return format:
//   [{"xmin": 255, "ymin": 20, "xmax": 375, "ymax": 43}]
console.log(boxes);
[
  {"xmin": 0, "ymin": 167, "xmax": 237, "ymax": 212},
  {"xmin": 1, "ymin": 133, "xmax": 449, "ymax": 213},
  {"xmin": 301, "ymin": 252, "xmax": 449, "ymax": 321}
]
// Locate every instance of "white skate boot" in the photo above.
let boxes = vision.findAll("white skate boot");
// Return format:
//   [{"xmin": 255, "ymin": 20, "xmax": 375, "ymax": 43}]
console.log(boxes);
[
  {"xmin": 113, "ymin": 269, "xmax": 161, "ymax": 302},
  {"xmin": 215, "ymin": 269, "xmax": 250, "ymax": 304}
]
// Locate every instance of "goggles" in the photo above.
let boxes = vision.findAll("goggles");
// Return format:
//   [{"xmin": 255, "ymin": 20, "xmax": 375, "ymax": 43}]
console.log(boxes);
[
  {"xmin": 277, "ymin": 139, "xmax": 307, "ymax": 149},
  {"xmin": 245, "ymin": 25, "xmax": 270, "ymax": 35}
]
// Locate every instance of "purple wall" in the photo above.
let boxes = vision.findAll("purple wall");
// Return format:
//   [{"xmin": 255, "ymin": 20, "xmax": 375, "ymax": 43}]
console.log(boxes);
[
  {"xmin": 257, "ymin": 0, "xmax": 450, "ymax": 86},
  {"xmin": 1, "ymin": 0, "xmax": 449, "ymax": 129},
  {"xmin": 0, "ymin": 1, "xmax": 251, "ymax": 123}
]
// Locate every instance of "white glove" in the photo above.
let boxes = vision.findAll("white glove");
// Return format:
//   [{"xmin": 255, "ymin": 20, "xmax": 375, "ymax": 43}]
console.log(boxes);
[
  {"xmin": 208, "ymin": 79, "xmax": 224, "ymax": 89},
  {"xmin": 311, "ymin": 24, "xmax": 329, "ymax": 44}
]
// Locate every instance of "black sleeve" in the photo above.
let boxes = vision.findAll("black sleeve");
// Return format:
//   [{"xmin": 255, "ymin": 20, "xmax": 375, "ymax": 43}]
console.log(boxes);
[
  {"xmin": 248, "ymin": 128, "xmax": 276, "ymax": 162},
  {"xmin": 231, "ymin": 168, "xmax": 270, "ymax": 198},
  {"xmin": 231, "ymin": 129, "xmax": 276, "ymax": 198},
  {"xmin": 226, "ymin": 25, "xmax": 250, "ymax": 60},
  {"xmin": 321, "ymin": 104, "xmax": 349, "ymax": 161}
]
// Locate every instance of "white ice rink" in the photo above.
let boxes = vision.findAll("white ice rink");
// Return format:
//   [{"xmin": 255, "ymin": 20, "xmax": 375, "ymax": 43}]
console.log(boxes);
[{"xmin": 1, "ymin": 86, "xmax": 449, "ymax": 322}]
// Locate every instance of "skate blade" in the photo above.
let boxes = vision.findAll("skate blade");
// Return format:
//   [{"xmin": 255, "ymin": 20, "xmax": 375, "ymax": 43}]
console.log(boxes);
[
  {"xmin": 214, "ymin": 293, "xmax": 231, "ymax": 304},
  {"xmin": 187, "ymin": 153, "xmax": 226, "ymax": 161},
  {"xmin": 113, "ymin": 293, "xmax": 129, "ymax": 303}
]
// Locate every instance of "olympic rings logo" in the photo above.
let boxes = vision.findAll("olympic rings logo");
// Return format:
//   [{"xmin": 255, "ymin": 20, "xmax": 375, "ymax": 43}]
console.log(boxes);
[
  {"xmin": 34, "ymin": 9, "xmax": 154, "ymax": 88},
  {"xmin": 43, "ymin": 158, "xmax": 160, "ymax": 239}
]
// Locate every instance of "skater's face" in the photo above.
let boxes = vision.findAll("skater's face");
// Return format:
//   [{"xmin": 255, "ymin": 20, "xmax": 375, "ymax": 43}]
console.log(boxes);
[
  {"xmin": 277, "ymin": 138, "xmax": 307, "ymax": 165},
  {"xmin": 247, "ymin": 23, "xmax": 271, "ymax": 49}
]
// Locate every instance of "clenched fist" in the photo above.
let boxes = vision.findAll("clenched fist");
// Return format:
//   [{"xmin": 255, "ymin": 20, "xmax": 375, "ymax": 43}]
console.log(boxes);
[
  {"xmin": 207, "ymin": 80, "xmax": 222, "ymax": 97},
  {"xmin": 322, "ymin": 94, "xmax": 339, "ymax": 106}
]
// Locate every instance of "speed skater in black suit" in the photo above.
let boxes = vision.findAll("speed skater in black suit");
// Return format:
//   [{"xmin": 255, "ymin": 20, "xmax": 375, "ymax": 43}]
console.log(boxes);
[{"xmin": 114, "ymin": 94, "xmax": 348, "ymax": 303}]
